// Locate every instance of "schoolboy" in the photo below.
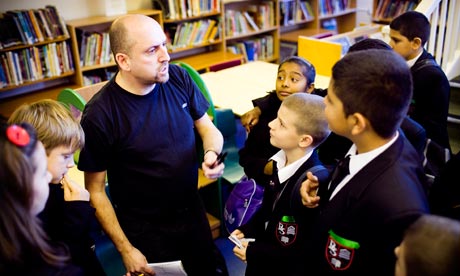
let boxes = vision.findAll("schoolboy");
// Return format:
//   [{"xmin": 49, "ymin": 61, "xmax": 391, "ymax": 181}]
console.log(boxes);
[
  {"xmin": 232, "ymin": 93, "xmax": 331, "ymax": 275},
  {"xmin": 300, "ymin": 50, "xmax": 429, "ymax": 275},
  {"xmin": 390, "ymin": 11, "xmax": 451, "ymax": 151},
  {"xmin": 394, "ymin": 214, "xmax": 460, "ymax": 276},
  {"xmin": 239, "ymin": 56, "xmax": 324, "ymax": 186},
  {"xmin": 8, "ymin": 99, "xmax": 105, "ymax": 276}
]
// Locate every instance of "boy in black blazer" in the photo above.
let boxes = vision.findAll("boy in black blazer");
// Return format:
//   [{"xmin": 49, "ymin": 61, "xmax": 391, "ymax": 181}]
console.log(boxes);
[
  {"xmin": 389, "ymin": 11, "xmax": 451, "ymax": 152},
  {"xmin": 232, "ymin": 93, "xmax": 331, "ymax": 275},
  {"xmin": 300, "ymin": 50, "xmax": 429, "ymax": 275}
]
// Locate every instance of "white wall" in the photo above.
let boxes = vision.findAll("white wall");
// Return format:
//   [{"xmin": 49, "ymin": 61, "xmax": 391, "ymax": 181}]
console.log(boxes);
[{"xmin": 0, "ymin": 0, "xmax": 152, "ymax": 20}]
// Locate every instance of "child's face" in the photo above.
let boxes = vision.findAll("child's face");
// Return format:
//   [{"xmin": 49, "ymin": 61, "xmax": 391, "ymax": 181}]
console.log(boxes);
[
  {"xmin": 389, "ymin": 29, "xmax": 419, "ymax": 60},
  {"xmin": 47, "ymin": 145, "xmax": 75, "ymax": 184},
  {"xmin": 276, "ymin": 62, "xmax": 311, "ymax": 101},
  {"xmin": 324, "ymin": 79, "xmax": 349, "ymax": 138},
  {"xmin": 31, "ymin": 142, "xmax": 52, "ymax": 215},
  {"xmin": 268, "ymin": 105, "xmax": 301, "ymax": 150}
]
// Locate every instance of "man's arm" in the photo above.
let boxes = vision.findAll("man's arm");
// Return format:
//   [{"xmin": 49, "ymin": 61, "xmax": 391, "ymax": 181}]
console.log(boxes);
[
  {"xmin": 84, "ymin": 171, "xmax": 153, "ymax": 275},
  {"xmin": 194, "ymin": 113, "xmax": 224, "ymax": 179}
]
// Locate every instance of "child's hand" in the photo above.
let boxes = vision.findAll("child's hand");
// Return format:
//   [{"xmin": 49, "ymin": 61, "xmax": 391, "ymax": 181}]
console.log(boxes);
[
  {"xmin": 233, "ymin": 240, "xmax": 249, "ymax": 262},
  {"xmin": 61, "ymin": 174, "xmax": 90, "ymax": 201},
  {"xmin": 230, "ymin": 229, "xmax": 245, "ymax": 239},
  {"xmin": 241, "ymin": 107, "xmax": 261, "ymax": 133},
  {"xmin": 300, "ymin": 171, "xmax": 320, "ymax": 208}
]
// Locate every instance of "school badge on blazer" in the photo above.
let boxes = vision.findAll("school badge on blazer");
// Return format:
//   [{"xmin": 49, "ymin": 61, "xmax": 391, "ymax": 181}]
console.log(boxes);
[
  {"xmin": 276, "ymin": 215, "xmax": 297, "ymax": 246},
  {"xmin": 325, "ymin": 230, "xmax": 360, "ymax": 270}
]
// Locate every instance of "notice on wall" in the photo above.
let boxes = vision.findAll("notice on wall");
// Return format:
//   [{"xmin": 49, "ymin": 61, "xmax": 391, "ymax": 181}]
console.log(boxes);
[{"xmin": 103, "ymin": 0, "xmax": 127, "ymax": 16}]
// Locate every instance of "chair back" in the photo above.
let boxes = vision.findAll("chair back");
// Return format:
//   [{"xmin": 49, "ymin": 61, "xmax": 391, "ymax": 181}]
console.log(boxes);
[
  {"xmin": 76, "ymin": 81, "xmax": 108, "ymax": 103},
  {"xmin": 171, "ymin": 61, "xmax": 216, "ymax": 121},
  {"xmin": 57, "ymin": 88, "xmax": 86, "ymax": 122},
  {"xmin": 214, "ymin": 108, "xmax": 245, "ymax": 184}
]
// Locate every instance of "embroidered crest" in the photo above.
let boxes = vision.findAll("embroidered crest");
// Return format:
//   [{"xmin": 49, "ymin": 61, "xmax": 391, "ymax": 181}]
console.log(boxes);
[
  {"xmin": 325, "ymin": 230, "xmax": 360, "ymax": 271},
  {"xmin": 275, "ymin": 216, "xmax": 297, "ymax": 246}
]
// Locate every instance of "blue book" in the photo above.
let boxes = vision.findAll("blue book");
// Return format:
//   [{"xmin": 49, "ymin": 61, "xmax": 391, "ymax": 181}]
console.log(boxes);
[{"xmin": 243, "ymin": 40, "xmax": 256, "ymax": 61}]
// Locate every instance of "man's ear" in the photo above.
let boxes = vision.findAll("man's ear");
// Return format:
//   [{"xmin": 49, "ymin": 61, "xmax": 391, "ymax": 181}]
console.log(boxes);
[{"xmin": 115, "ymin": 53, "xmax": 130, "ymax": 71}]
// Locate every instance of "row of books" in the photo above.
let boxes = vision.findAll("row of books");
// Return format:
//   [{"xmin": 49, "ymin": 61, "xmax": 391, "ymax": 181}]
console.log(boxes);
[
  {"xmin": 374, "ymin": 0, "xmax": 418, "ymax": 20},
  {"xmin": 225, "ymin": 3, "xmax": 275, "ymax": 38},
  {"xmin": 227, "ymin": 35, "xmax": 274, "ymax": 63},
  {"xmin": 152, "ymin": 0, "xmax": 220, "ymax": 20},
  {"xmin": 318, "ymin": 0, "xmax": 351, "ymax": 16},
  {"xmin": 166, "ymin": 19, "xmax": 220, "ymax": 50},
  {"xmin": 0, "ymin": 41, "xmax": 74, "ymax": 88},
  {"xmin": 0, "ymin": 6, "xmax": 69, "ymax": 49},
  {"xmin": 79, "ymin": 31, "xmax": 113, "ymax": 67},
  {"xmin": 280, "ymin": 0, "xmax": 314, "ymax": 26}
]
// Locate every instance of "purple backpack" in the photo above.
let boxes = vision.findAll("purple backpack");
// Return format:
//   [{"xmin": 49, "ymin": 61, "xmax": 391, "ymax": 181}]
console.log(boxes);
[{"xmin": 223, "ymin": 176, "xmax": 264, "ymax": 234}]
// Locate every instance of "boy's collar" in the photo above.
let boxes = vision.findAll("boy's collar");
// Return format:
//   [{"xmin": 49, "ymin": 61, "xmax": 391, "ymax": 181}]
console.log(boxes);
[{"xmin": 407, "ymin": 50, "xmax": 424, "ymax": 68}]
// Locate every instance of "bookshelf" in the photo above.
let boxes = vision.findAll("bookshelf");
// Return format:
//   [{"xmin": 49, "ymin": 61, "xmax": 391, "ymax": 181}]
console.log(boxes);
[
  {"xmin": 372, "ymin": 0, "xmax": 420, "ymax": 24},
  {"xmin": 224, "ymin": 0, "xmax": 280, "ymax": 63},
  {"xmin": 279, "ymin": 0, "xmax": 357, "ymax": 43},
  {"xmin": 0, "ymin": 6, "xmax": 74, "ymax": 100},
  {"xmin": 66, "ymin": 9, "xmax": 163, "ymax": 87}
]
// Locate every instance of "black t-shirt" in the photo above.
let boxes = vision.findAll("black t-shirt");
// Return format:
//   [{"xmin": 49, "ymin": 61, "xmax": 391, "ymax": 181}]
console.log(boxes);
[{"xmin": 78, "ymin": 64, "xmax": 209, "ymax": 214}]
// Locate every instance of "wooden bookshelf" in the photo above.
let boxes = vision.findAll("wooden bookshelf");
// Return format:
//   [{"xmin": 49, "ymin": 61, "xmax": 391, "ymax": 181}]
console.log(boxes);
[
  {"xmin": 372, "ymin": 0, "xmax": 420, "ymax": 24},
  {"xmin": 0, "ymin": 6, "xmax": 74, "ymax": 101},
  {"xmin": 66, "ymin": 9, "xmax": 163, "ymax": 87},
  {"xmin": 279, "ymin": 0, "xmax": 357, "ymax": 43}
]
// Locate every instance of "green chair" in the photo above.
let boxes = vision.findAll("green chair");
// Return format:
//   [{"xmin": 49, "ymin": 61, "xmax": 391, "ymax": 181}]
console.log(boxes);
[
  {"xmin": 171, "ymin": 61, "xmax": 216, "ymax": 122},
  {"xmin": 57, "ymin": 88, "xmax": 87, "ymax": 164},
  {"xmin": 57, "ymin": 88, "xmax": 86, "ymax": 121}
]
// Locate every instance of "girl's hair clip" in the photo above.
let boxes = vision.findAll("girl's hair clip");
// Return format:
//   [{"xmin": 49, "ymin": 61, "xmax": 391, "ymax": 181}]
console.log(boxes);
[{"xmin": 6, "ymin": 125, "xmax": 30, "ymax": 147}]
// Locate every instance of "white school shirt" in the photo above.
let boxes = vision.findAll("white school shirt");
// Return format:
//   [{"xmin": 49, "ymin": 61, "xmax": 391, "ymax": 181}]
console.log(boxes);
[
  {"xmin": 407, "ymin": 50, "xmax": 423, "ymax": 68},
  {"xmin": 270, "ymin": 149, "xmax": 314, "ymax": 183},
  {"xmin": 329, "ymin": 132, "xmax": 399, "ymax": 200}
]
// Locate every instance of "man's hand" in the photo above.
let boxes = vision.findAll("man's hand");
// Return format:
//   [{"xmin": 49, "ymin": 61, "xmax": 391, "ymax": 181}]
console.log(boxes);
[
  {"xmin": 300, "ymin": 171, "xmax": 321, "ymax": 208},
  {"xmin": 241, "ymin": 107, "xmax": 262, "ymax": 133},
  {"xmin": 202, "ymin": 150, "xmax": 225, "ymax": 179},
  {"xmin": 61, "ymin": 174, "xmax": 90, "ymax": 201},
  {"xmin": 122, "ymin": 246, "xmax": 155, "ymax": 276}
]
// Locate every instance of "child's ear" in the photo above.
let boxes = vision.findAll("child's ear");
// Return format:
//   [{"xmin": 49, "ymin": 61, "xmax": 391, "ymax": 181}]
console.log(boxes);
[
  {"xmin": 349, "ymin": 113, "xmax": 368, "ymax": 136},
  {"xmin": 411, "ymin": 37, "xmax": 423, "ymax": 50},
  {"xmin": 306, "ymin": 83, "xmax": 315, "ymax": 93},
  {"xmin": 299, "ymin": 135, "xmax": 313, "ymax": 148}
]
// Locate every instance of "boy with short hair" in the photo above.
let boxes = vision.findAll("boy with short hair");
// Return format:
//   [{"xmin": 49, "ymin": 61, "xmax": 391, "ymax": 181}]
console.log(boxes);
[
  {"xmin": 390, "ymin": 11, "xmax": 451, "ymax": 151},
  {"xmin": 8, "ymin": 99, "xmax": 105, "ymax": 276},
  {"xmin": 395, "ymin": 214, "xmax": 460, "ymax": 276},
  {"xmin": 300, "ymin": 49, "xmax": 429, "ymax": 275},
  {"xmin": 232, "ymin": 93, "xmax": 331, "ymax": 275}
]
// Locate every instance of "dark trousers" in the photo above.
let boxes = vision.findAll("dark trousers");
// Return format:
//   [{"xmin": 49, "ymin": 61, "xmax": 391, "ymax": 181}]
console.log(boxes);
[{"xmin": 117, "ymin": 196, "xmax": 218, "ymax": 276}]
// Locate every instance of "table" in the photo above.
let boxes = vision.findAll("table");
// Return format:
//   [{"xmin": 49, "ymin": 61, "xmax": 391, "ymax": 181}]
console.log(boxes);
[{"xmin": 200, "ymin": 61, "xmax": 330, "ymax": 116}]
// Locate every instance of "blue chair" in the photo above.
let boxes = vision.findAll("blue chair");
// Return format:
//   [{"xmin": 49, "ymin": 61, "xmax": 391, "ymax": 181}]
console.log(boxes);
[{"xmin": 214, "ymin": 108, "xmax": 245, "ymax": 185}]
